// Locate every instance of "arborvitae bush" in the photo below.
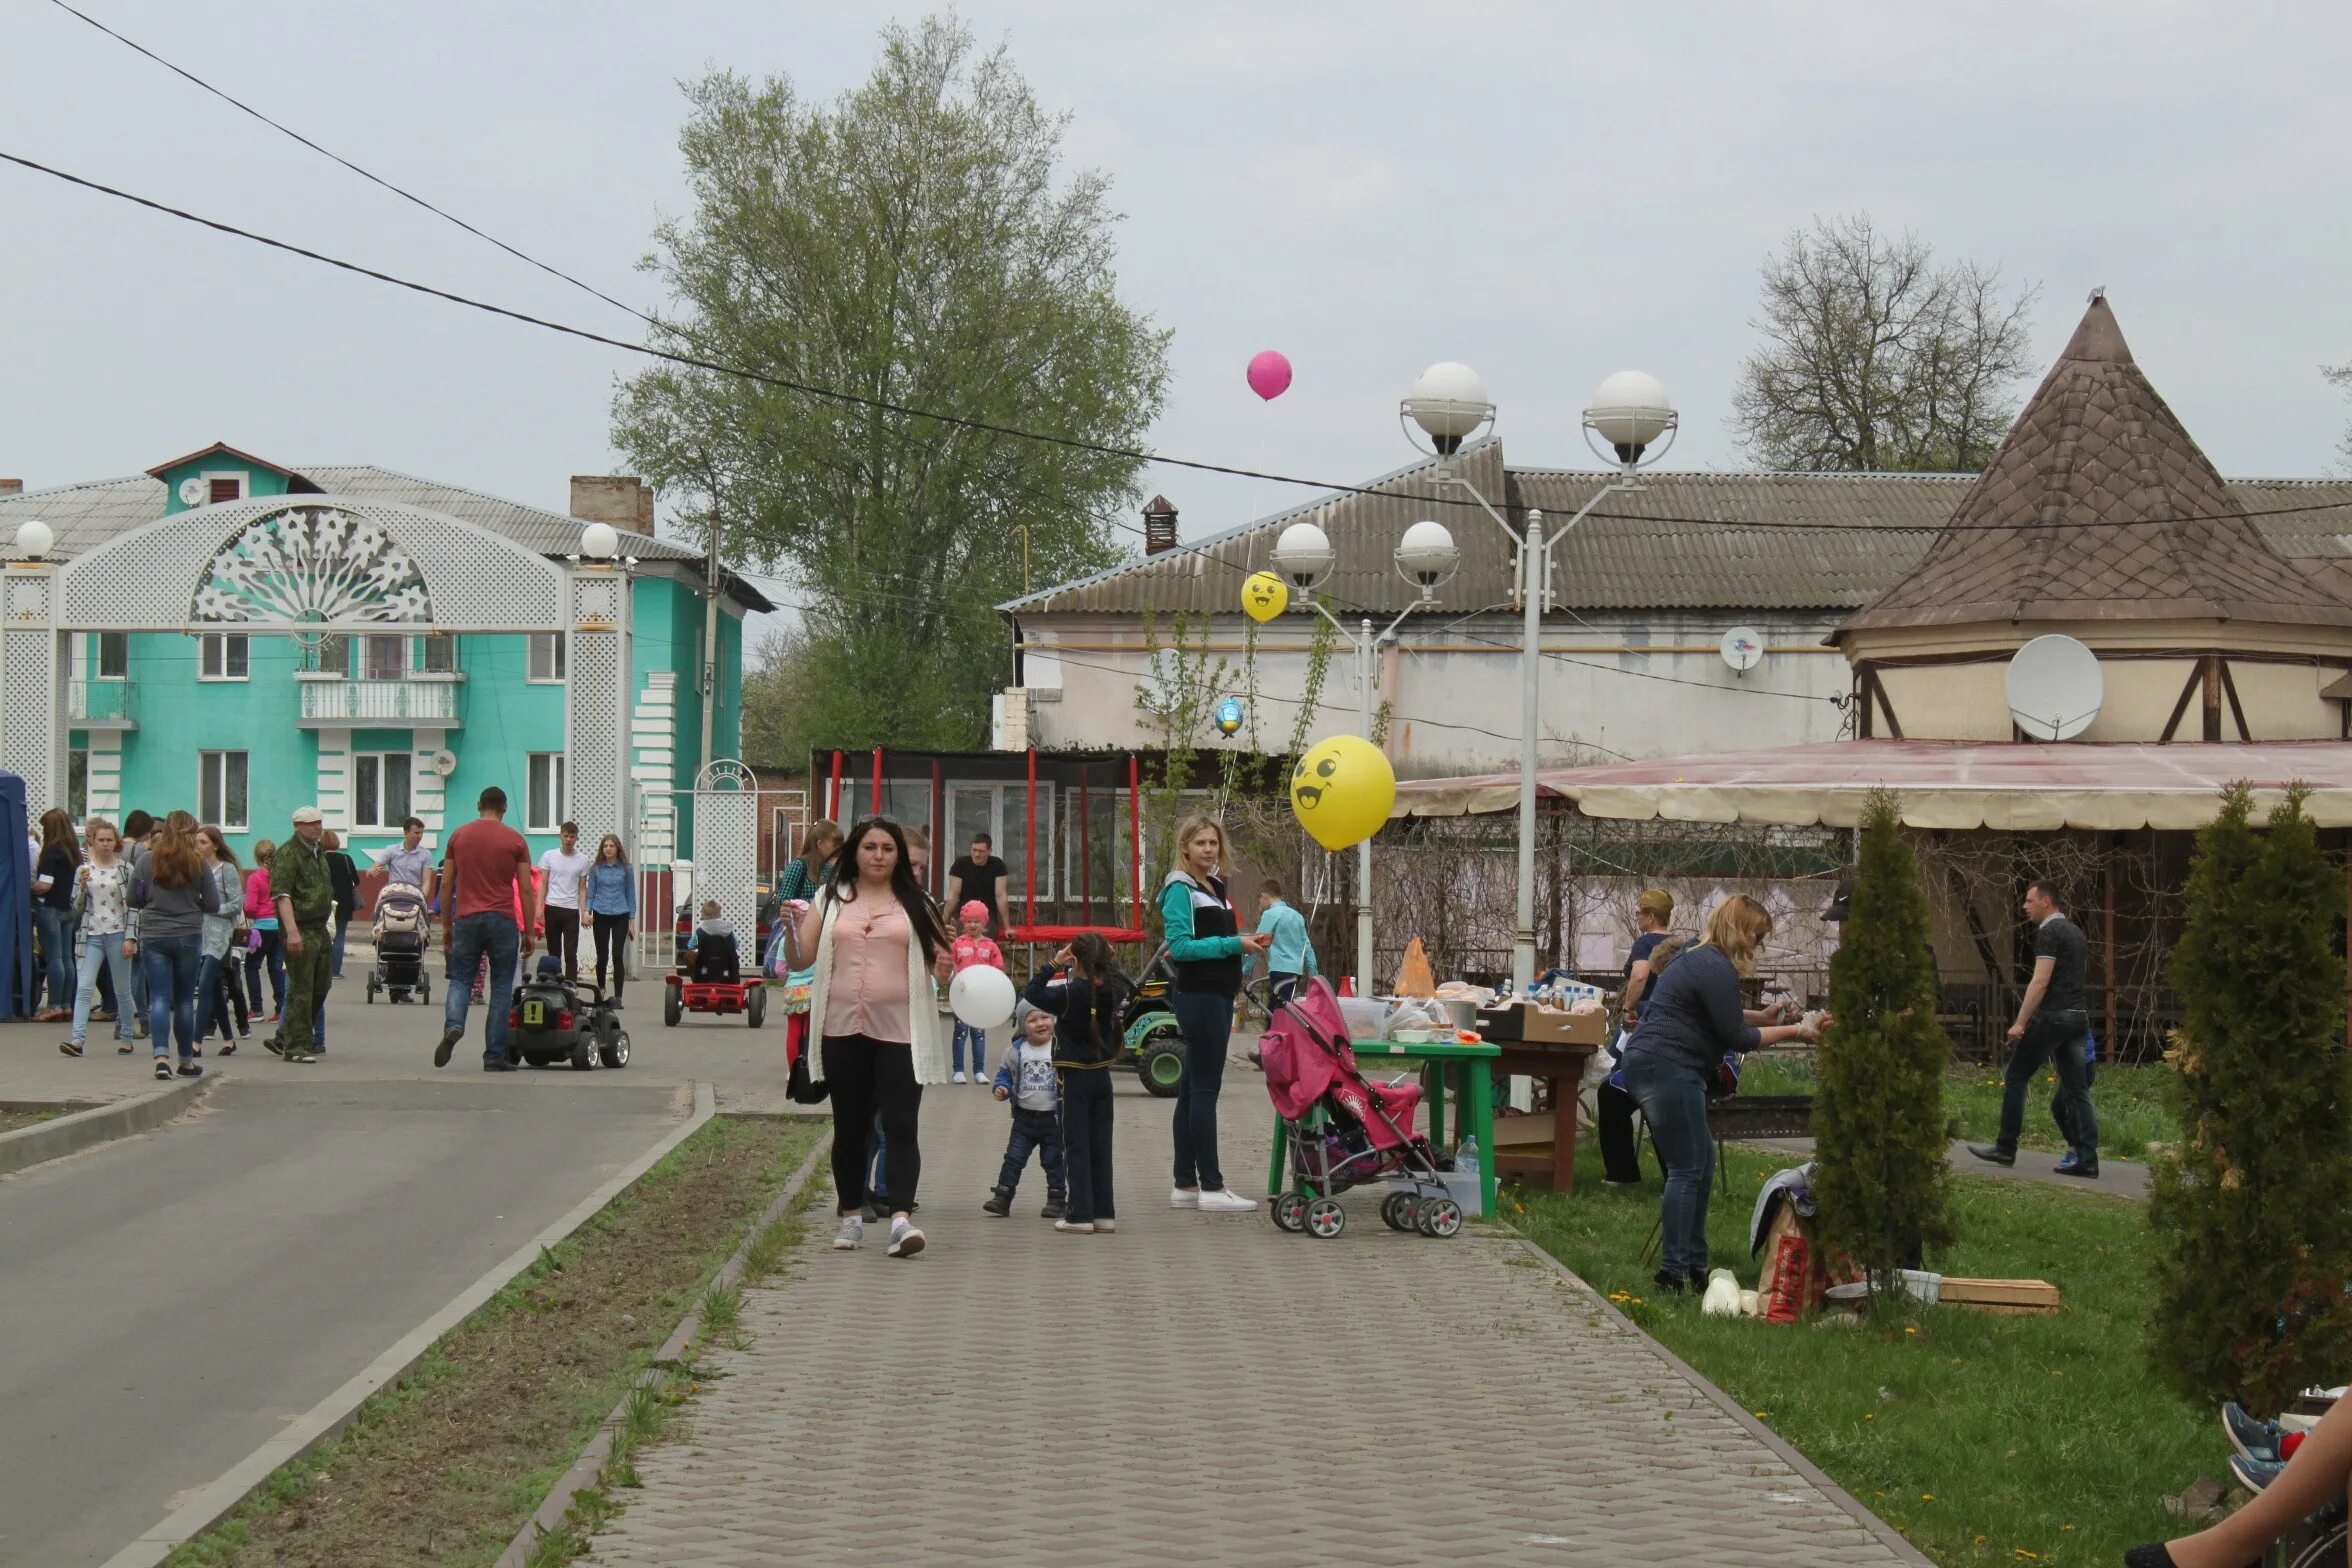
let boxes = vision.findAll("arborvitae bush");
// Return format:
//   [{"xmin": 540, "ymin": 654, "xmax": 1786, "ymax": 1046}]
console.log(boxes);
[
  {"xmin": 1815, "ymin": 789, "xmax": 1955, "ymax": 1297},
  {"xmin": 2149, "ymin": 783, "xmax": 2352, "ymax": 1412}
]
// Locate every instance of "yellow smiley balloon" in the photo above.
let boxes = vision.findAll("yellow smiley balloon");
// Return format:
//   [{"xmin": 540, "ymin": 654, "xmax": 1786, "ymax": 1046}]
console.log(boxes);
[
  {"xmin": 1289, "ymin": 734, "xmax": 1396, "ymax": 851},
  {"xmin": 1241, "ymin": 571, "xmax": 1290, "ymax": 623}
]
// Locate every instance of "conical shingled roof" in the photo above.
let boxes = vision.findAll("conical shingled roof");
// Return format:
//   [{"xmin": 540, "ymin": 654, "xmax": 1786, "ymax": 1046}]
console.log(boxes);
[{"xmin": 1838, "ymin": 295, "xmax": 2352, "ymax": 636}]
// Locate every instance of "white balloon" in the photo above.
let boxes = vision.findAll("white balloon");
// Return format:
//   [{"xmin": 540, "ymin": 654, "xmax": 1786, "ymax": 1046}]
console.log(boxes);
[{"xmin": 948, "ymin": 965, "xmax": 1016, "ymax": 1031}]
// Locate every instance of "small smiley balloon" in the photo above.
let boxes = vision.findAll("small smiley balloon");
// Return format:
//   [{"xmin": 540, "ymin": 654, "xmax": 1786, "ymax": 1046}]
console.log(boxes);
[
  {"xmin": 1289, "ymin": 734, "xmax": 1396, "ymax": 851},
  {"xmin": 1214, "ymin": 696, "xmax": 1245, "ymax": 737},
  {"xmin": 1241, "ymin": 571, "xmax": 1289, "ymax": 623}
]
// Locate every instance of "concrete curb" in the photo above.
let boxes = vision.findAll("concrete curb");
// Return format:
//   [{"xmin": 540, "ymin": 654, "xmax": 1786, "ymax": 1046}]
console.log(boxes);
[
  {"xmin": 1507, "ymin": 1231, "xmax": 1938, "ymax": 1567},
  {"xmin": 0, "ymin": 1075, "xmax": 209, "ymax": 1178},
  {"xmin": 98, "ymin": 1080, "xmax": 719, "ymax": 1568},
  {"xmin": 496, "ymin": 1125, "xmax": 834, "ymax": 1568}
]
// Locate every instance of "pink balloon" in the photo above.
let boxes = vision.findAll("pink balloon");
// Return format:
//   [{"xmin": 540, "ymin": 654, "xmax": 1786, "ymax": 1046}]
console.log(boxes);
[{"xmin": 1246, "ymin": 350, "xmax": 1293, "ymax": 401}]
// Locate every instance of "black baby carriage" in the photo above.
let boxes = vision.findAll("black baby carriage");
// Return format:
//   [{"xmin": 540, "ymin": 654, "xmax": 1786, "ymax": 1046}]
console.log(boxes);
[
  {"xmin": 509, "ymin": 956, "xmax": 631, "ymax": 1070},
  {"xmin": 365, "ymin": 885, "xmax": 432, "ymax": 1004}
]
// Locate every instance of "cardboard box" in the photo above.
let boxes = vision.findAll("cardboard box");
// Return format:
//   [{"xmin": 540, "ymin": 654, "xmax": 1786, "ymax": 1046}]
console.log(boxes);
[
  {"xmin": 1520, "ymin": 1006, "xmax": 1609, "ymax": 1047},
  {"xmin": 1938, "ymin": 1277, "xmax": 2060, "ymax": 1314}
]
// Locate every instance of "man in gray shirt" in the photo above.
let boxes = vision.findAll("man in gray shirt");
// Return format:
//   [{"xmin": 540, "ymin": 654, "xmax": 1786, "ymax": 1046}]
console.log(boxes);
[
  {"xmin": 1970, "ymin": 878, "xmax": 2099, "ymax": 1177},
  {"xmin": 373, "ymin": 816, "xmax": 438, "ymax": 905}
]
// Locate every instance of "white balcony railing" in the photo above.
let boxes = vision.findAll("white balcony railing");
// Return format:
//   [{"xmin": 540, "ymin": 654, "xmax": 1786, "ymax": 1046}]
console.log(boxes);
[{"xmin": 298, "ymin": 679, "xmax": 462, "ymax": 725}]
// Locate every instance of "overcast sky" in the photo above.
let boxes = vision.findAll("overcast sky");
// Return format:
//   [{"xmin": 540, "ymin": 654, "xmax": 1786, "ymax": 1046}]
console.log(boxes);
[{"xmin": 7, "ymin": 0, "xmax": 2351, "ymax": 632}]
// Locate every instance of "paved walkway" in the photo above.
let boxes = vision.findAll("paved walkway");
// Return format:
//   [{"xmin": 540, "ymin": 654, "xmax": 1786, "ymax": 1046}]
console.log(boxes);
[
  {"xmin": 1757, "ymin": 1137, "xmax": 2150, "ymax": 1200},
  {"xmin": 584, "ymin": 1079, "xmax": 1922, "ymax": 1567}
]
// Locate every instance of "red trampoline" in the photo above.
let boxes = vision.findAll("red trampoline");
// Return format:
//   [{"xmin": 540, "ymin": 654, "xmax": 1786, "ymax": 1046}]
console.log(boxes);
[{"xmin": 820, "ymin": 747, "xmax": 1149, "ymax": 946}]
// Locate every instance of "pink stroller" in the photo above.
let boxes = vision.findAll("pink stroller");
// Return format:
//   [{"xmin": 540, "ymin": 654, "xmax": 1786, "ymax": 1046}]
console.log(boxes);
[{"xmin": 1260, "ymin": 977, "xmax": 1464, "ymax": 1239}]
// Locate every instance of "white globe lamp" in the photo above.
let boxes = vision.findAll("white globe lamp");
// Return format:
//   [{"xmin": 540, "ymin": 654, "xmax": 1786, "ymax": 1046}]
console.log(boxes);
[
  {"xmin": 580, "ymin": 521, "xmax": 620, "ymax": 562},
  {"xmin": 13, "ymin": 518, "xmax": 54, "ymax": 561},
  {"xmin": 1402, "ymin": 361, "xmax": 1495, "ymax": 454},
  {"xmin": 1585, "ymin": 370, "xmax": 1677, "ymax": 464},
  {"xmin": 1271, "ymin": 520, "xmax": 1336, "ymax": 590},
  {"xmin": 1394, "ymin": 519, "xmax": 1460, "ymax": 590}
]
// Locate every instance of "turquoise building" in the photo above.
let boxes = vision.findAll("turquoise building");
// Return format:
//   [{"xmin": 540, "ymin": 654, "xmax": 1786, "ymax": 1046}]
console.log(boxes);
[{"xmin": 0, "ymin": 444, "xmax": 763, "ymax": 886}]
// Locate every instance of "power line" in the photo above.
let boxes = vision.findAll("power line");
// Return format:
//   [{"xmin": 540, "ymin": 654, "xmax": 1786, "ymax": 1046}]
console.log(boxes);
[{"xmin": 6, "ymin": 149, "xmax": 2349, "ymax": 543}]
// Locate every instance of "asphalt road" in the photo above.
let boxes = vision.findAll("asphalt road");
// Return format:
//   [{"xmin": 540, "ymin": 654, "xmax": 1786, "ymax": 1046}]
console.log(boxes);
[{"xmin": 0, "ymin": 1069, "xmax": 688, "ymax": 1568}]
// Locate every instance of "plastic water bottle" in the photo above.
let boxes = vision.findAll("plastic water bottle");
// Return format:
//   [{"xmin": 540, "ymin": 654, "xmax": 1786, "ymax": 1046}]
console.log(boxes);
[{"xmin": 1456, "ymin": 1135, "xmax": 1480, "ymax": 1183}]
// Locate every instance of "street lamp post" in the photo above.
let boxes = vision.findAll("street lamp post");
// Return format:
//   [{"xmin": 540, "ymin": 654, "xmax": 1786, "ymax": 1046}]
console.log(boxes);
[
  {"xmin": 1271, "ymin": 517, "xmax": 1460, "ymax": 992},
  {"xmin": 1401, "ymin": 364, "xmax": 1677, "ymax": 993}
]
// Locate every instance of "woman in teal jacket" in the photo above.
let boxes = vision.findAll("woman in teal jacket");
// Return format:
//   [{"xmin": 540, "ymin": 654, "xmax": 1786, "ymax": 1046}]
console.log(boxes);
[{"xmin": 1158, "ymin": 815, "xmax": 1271, "ymax": 1214}]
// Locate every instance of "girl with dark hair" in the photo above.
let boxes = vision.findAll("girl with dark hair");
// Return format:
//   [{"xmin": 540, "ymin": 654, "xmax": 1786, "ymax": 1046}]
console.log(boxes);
[
  {"xmin": 586, "ymin": 833, "xmax": 635, "ymax": 1004},
  {"xmin": 32, "ymin": 807, "xmax": 81, "ymax": 1023},
  {"xmin": 788, "ymin": 816, "xmax": 953, "ymax": 1260},
  {"xmin": 1022, "ymin": 932, "xmax": 1126, "ymax": 1233},
  {"xmin": 127, "ymin": 814, "xmax": 223, "ymax": 1080}
]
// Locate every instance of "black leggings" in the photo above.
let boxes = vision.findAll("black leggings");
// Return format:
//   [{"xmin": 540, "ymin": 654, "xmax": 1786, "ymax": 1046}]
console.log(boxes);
[
  {"xmin": 824, "ymin": 1035, "xmax": 922, "ymax": 1215},
  {"xmin": 544, "ymin": 906, "xmax": 580, "ymax": 981},
  {"xmin": 591, "ymin": 913, "xmax": 630, "ymax": 998}
]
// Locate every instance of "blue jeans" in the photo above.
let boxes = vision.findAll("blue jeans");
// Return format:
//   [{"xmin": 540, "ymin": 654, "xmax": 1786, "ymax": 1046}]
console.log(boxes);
[
  {"xmin": 73, "ymin": 931, "xmax": 135, "ymax": 1045},
  {"xmin": 953, "ymin": 1021, "xmax": 988, "ymax": 1075},
  {"xmin": 996, "ymin": 1105, "xmax": 1067, "ymax": 1195},
  {"xmin": 444, "ymin": 913, "xmax": 520, "ymax": 1064},
  {"xmin": 141, "ymin": 935, "xmax": 205, "ymax": 1061},
  {"xmin": 331, "ymin": 911, "xmax": 352, "ymax": 978},
  {"xmin": 1622, "ymin": 1049, "xmax": 1714, "ymax": 1278},
  {"xmin": 36, "ymin": 904, "xmax": 76, "ymax": 1013},
  {"xmin": 245, "ymin": 927, "xmax": 286, "ymax": 1016},
  {"xmin": 1170, "ymin": 990, "xmax": 1233, "ymax": 1192}
]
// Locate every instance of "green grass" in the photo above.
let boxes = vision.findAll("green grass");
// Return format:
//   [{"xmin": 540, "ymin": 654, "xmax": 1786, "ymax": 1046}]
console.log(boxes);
[
  {"xmin": 1507, "ymin": 1139, "xmax": 2209, "ymax": 1568},
  {"xmin": 1738, "ymin": 1056, "xmax": 2178, "ymax": 1160}
]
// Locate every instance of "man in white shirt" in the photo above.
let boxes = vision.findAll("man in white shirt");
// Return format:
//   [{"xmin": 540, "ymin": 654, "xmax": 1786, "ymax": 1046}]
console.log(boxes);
[{"xmin": 537, "ymin": 821, "xmax": 593, "ymax": 985}]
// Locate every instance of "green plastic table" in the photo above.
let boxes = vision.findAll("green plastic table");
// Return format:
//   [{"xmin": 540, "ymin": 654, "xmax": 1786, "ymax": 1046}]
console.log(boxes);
[{"xmin": 1266, "ymin": 1038, "xmax": 1499, "ymax": 1219}]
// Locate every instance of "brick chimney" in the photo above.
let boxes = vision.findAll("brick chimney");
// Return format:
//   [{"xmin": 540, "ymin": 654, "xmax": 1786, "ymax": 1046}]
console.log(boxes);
[
  {"xmin": 1142, "ymin": 495, "xmax": 1178, "ymax": 555},
  {"xmin": 570, "ymin": 475, "xmax": 655, "ymax": 534},
  {"xmin": 0, "ymin": 480, "xmax": 23, "ymax": 498}
]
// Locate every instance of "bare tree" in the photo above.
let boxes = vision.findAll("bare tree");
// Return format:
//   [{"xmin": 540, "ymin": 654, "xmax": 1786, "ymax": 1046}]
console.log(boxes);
[
  {"xmin": 2325, "ymin": 361, "xmax": 2352, "ymax": 472},
  {"xmin": 1730, "ymin": 214, "xmax": 2039, "ymax": 472}
]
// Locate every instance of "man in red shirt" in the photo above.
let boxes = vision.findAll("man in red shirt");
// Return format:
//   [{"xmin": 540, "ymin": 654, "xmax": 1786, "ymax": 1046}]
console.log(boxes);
[{"xmin": 434, "ymin": 786, "xmax": 538, "ymax": 1071}]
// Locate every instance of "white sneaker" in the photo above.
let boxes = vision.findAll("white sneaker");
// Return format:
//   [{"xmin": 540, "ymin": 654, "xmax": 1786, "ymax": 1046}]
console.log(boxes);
[
  {"xmin": 1092, "ymin": 1218, "xmax": 1117, "ymax": 1233},
  {"xmin": 1169, "ymin": 1187, "xmax": 1200, "ymax": 1209},
  {"xmin": 887, "ymin": 1218, "xmax": 926, "ymax": 1259},
  {"xmin": 953, "ymin": 1071, "xmax": 967, "ymax": 1084},
  {"xmin": 832, "ymin": 1216, "xmax": 863, "ymax": 1250},
  {"xmin": 1197, "ymin": 1189, "xmax": 1259, "ymax": 1214},
  {"xmin": 1053, "ymin": 1218, "xmax": 1095, "ymax": 1234}
]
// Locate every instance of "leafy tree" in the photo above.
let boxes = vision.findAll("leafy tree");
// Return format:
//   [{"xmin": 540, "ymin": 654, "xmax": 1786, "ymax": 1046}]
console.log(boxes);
[
  {"xmin": 1730, "ymin": 213, "xmax": 2038, "ymax": 472},
  {"xmin": 738, "ymin": 625, "xmax": 824, "ymax": 770},
  {"xmin": 1813, "ymin": 788, "xmax": 1955, "ymax": 1297},
  {"xmin": 2149, "ymin": 784, "xmax": 2352, "ymax": 1411},
  {"xmin": 614, "ymin": 16, "xmax": 1169, "ymax": 749}
]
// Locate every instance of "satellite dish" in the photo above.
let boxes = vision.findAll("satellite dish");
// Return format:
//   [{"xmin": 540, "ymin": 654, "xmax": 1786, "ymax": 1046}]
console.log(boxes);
[
  {"xmin": 428, "ymin": 749, "xmax": 459, "ymax": 778},
  {"xmin": 2006, "ymin": 634, "xmax": 2103, "ymax": 740},
  {"xmin": 1719, "ymin": 626, "xmax": 1765, "ymax": 674}
]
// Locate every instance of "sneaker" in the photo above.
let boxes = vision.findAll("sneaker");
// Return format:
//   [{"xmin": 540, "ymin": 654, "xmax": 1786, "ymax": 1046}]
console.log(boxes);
[
  {"xmin": 1652, "ymin": 1268, "xmax": 1689, "ymax": 1296},
  {"xmin": 433, "ymin": 1026, "xmax": 462, "ymax": 1068},
  {"xmin": 1170, "ymin": 1187, "xmax": 1201, "ymax": 1209},
  {"xmin": 832, "ymin": 1216, "xmax": 863, "ymax": 1251},
  {"xmin": 2224, "ymin": 1401, "xmax": 2286, "ymax": 1464},
  {"xmin": 1092, "ymin": 1218, "xmax": 1117, "ymax": 1233},
  {"xmin": 483, "ymin": 1058, "xmax": 516, "ymax": 1072},
  {"xmin": 153, "ymin": 1058, "xmax": 173, "ymax": 1081},
  {"xmin": 981, "ymin": 1187, "xmax": 1012, "ymax": 1217},
  {"xmin": 2230, "ymin": 1453, "xmax": 2285, "ymax": 1493},
  {"xmin": 282, "ymin": 1047, "xmax": 317, "ymax": 1064},
  {"xmin": 1197, "ymin": 1189, "xmax": 1259, "ymax": 1214},
  {"xmin": 1966, "ymin": 1144, "xmax": 2016, "ymax": 1168},
  {"xmin": 2052, "ymin": 1153, "xmax": 2100, "ymax": 1179},
  {"xmin": 1053, "ymin": 1219, "xmax": 1096, "ymax": 1234},
  {"xmin": 953, "ymin": 1071, "xmax": 968, "ymax": 1084},
  {"xmin": 59, "ymin": 1039, "xmax": 83, "ymax": 1057},
  {"xmin": 91, "ymin": 1008, "xmax": 114, "ymax": 1023},
  {"xmin": 1041, "ymin": 1193, "xmax": 1068, "ymax": 1220},
  {"xmin": 886, "ymin": 1218, "xmax": 925, "ymax": 1259}
]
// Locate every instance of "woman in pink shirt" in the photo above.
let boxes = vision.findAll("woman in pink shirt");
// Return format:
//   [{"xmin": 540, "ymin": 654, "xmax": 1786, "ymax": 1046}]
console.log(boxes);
[{"xmin": 790, "ymin": 817, "xmax": 953, "ymax": 1259}]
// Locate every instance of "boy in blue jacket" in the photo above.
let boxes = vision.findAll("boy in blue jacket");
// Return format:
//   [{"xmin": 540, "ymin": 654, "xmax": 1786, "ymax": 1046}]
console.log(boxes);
[{"xmin": 1252, "ymin": 879, "xmax": 1318, "ymax": 1003}]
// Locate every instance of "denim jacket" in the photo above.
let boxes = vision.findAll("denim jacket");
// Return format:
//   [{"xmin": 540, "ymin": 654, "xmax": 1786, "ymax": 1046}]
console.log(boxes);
[{"xmin": 585, "ymin": 862, "xmax": 635, "ymax": 917}]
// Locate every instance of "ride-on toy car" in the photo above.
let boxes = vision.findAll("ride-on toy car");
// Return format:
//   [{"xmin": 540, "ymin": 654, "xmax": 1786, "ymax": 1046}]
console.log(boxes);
[
  {"xmin": 664, "ymin": 925, "xmax": 766, "ymax": 1028},
  {"xmin": 508, "ymin": 958, "xmax": 630, "ymax": 1069}
]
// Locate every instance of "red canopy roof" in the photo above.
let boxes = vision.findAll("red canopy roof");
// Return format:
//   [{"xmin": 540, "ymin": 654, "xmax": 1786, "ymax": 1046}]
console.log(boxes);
[{"xmin": 1391, "ymin": 740, "xmax": 2352, "ymax": 831}]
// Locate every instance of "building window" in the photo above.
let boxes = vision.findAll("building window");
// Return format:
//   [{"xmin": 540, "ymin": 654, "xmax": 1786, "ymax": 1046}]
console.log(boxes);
[
  {"xmin": 527, "ymin": 632, "xmax": 567, "ymax": 683},
  {"xmin": 306, "ymin": 634, "xmax": 350, "ymax": 676},
  {"xmin": 96, "ymin": 632, "xmax": 128, "ymax": 680},
  {"xmin": 419, "ymin": 633, "xmax": 457, "ymax": 674},
  {"xmin": 354, "ymin": 752, "xmax": 413, "ymax": 830},
  {"xmin": 199, "ymin": 633, "xmax": 249, "ymax": 681},
  {"xmin": 205, "ymin": 473, "xmax": 246, "ymax": 504},
  {"xmin": 67, "ymin": 748, "xmax": 90, "ymax": 821},
  {"xmin": 527, "ymin": 752, "xmax": 567, "ymax": 832},
  {"xmin": 200, "ymin": 750, "xmax": 249, "ymax": 831},
  {"xmin": 361, "ymin": 635, "xmax": 407, "ymax": 682}
]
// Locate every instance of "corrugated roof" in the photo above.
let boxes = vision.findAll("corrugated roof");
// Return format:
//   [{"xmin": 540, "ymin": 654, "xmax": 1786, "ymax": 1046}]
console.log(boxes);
[
  {"xmin": 1841, "ymin": 297, "xmax": 2352, "ymax": 635},
  {"xmin": 1004, "ymin": 447, "xmax": 2352, "ymax": 617},
  {"xmin": 0, "ymin": 463, "xmax": 773, "ymax": 611}
]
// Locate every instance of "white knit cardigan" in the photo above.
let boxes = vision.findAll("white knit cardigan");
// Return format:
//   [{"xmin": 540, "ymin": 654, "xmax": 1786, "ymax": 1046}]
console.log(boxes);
[{"xmin": 803, "ymin": 888, "xmax": 949, "ymax": 1087}]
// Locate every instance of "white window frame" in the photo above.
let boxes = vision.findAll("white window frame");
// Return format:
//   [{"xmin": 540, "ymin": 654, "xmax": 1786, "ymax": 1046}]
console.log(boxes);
[
  {"xmin": 95, "ymin": 631, "xmax": 128, "ymax": 681},
  {"xmin": 199, "ymin": 750, "xmax": 249, "ymax": 832},
  {"xmin": 199, "ymin": 632, "xmax": 249, "ymax": 682},
  {"xmin": 527, "ymin": 752, "xmax": 568, "ymax": 832},
  {"xmin": 353, "ymin": 752, "xmax": 413, "ymax": 831},
  {"xmin": 527, "ymin": 632, "xmax": 567, "ymax": 684},
  {"xmin": 359, "ymin": 635, "xmax": 408, "ymax": 683}
]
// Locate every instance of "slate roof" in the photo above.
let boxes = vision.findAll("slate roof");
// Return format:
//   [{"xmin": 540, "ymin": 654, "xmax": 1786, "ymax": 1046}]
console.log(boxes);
[
  {"xmin": 1839, "ymin": 296, "xmax": 2352, "ymax": 636},
  {"xmin": 1000, "ymin": 443, "xmax": 2352, "ymax": 618},
  {"xmin": 0, "ymin": 464, "xmax": 773, "ymax": 611}
]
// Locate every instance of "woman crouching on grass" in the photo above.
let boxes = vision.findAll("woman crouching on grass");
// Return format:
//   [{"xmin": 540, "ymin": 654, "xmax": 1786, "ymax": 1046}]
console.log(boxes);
[
  {"xmin": 789, "ymin": 816, "xmax": 953, "ymax": 1260},
  {"xmin": 1022, "ymin": 932, "xmax": 1125, "ymax": 1234}
]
